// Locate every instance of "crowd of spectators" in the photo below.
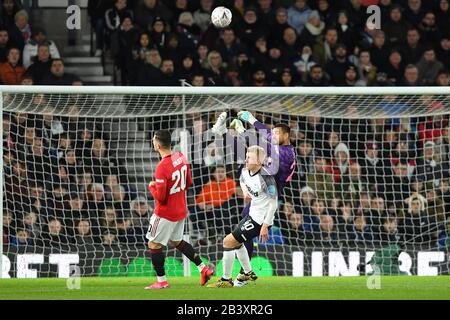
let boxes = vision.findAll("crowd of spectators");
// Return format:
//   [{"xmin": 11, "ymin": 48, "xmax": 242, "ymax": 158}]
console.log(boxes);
[
  {"xmin": 86, "ymin": 0, "xmax": 450, "ymax": 86},
  {"xmin": 0, "ymin": 0, "xmax": 84, "ymax": 85},
  {"xmin": 2, "ymin": 109, "xmax": 156, "ymax": 249}
]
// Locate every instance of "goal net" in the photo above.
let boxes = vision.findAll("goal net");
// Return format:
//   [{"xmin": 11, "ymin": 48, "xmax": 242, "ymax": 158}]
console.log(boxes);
[{"xmin": 1, "ymin": 86, "xmax": 449, "ymax": 278}]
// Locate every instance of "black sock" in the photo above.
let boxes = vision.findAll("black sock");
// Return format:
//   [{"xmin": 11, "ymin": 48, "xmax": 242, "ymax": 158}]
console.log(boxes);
[
  {"xmin": 176, "ymin": 240, "xmax": 202, "ymax": 266},
  {"xmin": 150, "ymin": 248, "xmax": 165, "ymax": 277}
]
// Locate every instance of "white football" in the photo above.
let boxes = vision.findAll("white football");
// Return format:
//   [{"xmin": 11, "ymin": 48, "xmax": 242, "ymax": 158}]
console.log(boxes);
[{"xmin": 211, "ymin": 6, "xmax": 232, "ymax": 28}]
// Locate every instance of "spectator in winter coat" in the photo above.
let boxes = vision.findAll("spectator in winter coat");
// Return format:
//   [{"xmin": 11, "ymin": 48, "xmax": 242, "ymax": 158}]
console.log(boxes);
[
  {"xmin": 326, "ymin": 43, "xmax": 355, "ymax": 85},
  {"xmin": 400, "ymin": 28, "xmax": 425, "ymax": 65},
  {"xmin": 149, "ymin": 16, "xmax": 167, "ymax": 50},
  {"xmin": 24, "ymin": 43, "xmax": 52, "ymax": 84},
  {"xmin": 299, "ymin": 10, "xmax": 325, "ymax": 49},
  {"xmin": 110, "ymin": 16, "xmax": 139, "ymax": 85},
  {"xmin": 415, "ymin": 140, "xmax": 444, "ymax": 187},
  {"xmin": 135, "ymin": 49, "xmax": 161, "ymax": 85},
  {"xmin": 236, "ymin": 7, "xmax": 267, "ymax": 50},
  {"xmin": 319, "ymin": 214, "xmax": 338, "ymax": 242},
  {"xmin": 41, "ymin": 59, "xmax": 79, "ymax": 86},
  {"xmin": 129, "ymin": 195, "xmax": 152, "ymax": 243},
  {"xmin": 193, "ymin": 0, "xmax": 213, "ymax": 33},
  {"xmin": 278, "ymin": 201, "xmax": 305, "ymax": 245},
  {"xmin": 158, "ymin": 58, "xmax": 178, "ymax": 86},
  {"xmin": 7, "ymin": 9, "xmax": 30, "ymax": 52},
  {"xmin": 1, "ymin": 0, "xmax": 23, "ymax": 30},
  {"xmin": 435, "ymin": 0, "xmax": 450, "ymax": 32},
  {"xmin": 359, "ymin": 141, "xmax": 392, "ymax": 193},
  {"xmin": 400, "ymin": 193, "xmax": 436, "ymax": 244},
  {"xmin": 415, "ymin": 48, "xmax": 445, "ymax": 85},
  {"xmin": 105, "ymin": 0, "xmax": 133, "ymax": 33},
  {"xmin": 352, "ymin": 214, "xmax": 375, "ymax": 243},
  {"xmin": 332, "ymin": 142, "xmax": 351, "ymax": 183},
  {"xmin": 292, "ymin": 44, "xmax": 317, "ymax": 83},
  {"xmin": 0, "ymin": 46, "xmax": 24, "ymax": 84},
  {"xmin": 369, "ymin": 30, "xmax": 390, "ymax": 70},
  {"xmin": 399, "ymin": 63, "xmax": 420, "ymax": 86},
  {"xmin": 382, "ymin": 5, "xmax": 411, "ymax": 46},
  {"xmin": 133, "ymin": 0, "xmax": 172, "ymax": 31},
  {"xmin": 313, "ymin": 26, "xmax": 339, "ymax": 67},
  {"xmin": 268, "ymin": 7, "xmax": 290, "ymax": 47},
  {"xmin": 378, "ymin": 216, "xmax": 400, "ymax": 244},
  {"xmin": 335, "ymin": 10, "xmax": 360, "ymax": 53},
  {"xmin": 22, "ymin": 27, "xmax": 60, "ymax": 68},
  {"xmin": 0, "ymin": 28, "xmax": 10, "ymax": 62},
  {"xmin": 417, "ymin": 11, "xmax": 441, "ymax": 47},
  {"xmin": 436, "ymin": 35, "xmax": 449, "ymax": 70},
  {"xmin": 215, "ymin": 28, "xmax": 246, "ymax": 66},
  {"xmin": 175, "ymin": 12, "xmax": 201, "ymax": 52},
  {"xmin": 355, "ymin": 49, "xmax": 377, "ymax": 86},
  {"xmin": 306, "ymin": 156, "xmax": 334, "ymax": 204},
  {"xmin": 303, "ymin": 64, "xmax": 329, "ymax": 86},
  {"xmin": 287, "ymin": 0, "xmax": 311, "ymax": 35}
]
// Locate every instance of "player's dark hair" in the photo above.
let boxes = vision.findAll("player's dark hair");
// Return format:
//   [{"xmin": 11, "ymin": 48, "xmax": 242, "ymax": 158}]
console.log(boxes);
[
  {"xmin": 274, "ymin": 123, "xmax": 291, "ymax": 136},
  {"xmin": 153, "ymin": 130, "xmax": 171, "ymax": 149}
]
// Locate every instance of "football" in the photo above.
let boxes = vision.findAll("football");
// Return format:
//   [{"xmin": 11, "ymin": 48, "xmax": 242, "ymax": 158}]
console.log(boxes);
[{"xmin": 211, "ymin": 6, "xmax": 232, "ymax": 28}]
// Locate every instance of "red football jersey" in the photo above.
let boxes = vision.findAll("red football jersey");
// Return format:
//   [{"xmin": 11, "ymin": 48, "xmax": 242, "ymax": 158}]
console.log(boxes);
[{"xmin": 148, "ymin": 152, "xmax": 192, "ymax": 221}]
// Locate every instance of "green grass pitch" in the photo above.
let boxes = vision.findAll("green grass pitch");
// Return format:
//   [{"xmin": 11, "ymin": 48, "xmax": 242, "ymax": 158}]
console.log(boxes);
[{"xmin": 0, "ymin": 276, "xmax": 449, "ymax": 300}]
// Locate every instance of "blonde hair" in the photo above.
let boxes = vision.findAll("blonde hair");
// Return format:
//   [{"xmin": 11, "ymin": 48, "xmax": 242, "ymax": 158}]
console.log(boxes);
[
  {"xmin": 247, "ymin": 145, "xmax": 266, "ymax": 164},
  {"xmin": 206, "ymin": 50, "xmax": 222, "ymax": 70},
  {"xmin": 406, "ymin": 193, "xmax": 427, "ymax": 214}
]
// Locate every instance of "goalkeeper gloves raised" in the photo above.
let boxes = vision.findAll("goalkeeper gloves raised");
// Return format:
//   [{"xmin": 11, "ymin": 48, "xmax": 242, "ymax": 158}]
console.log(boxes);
[
  {"xmin": 237, "ymin": 111, "xmax": 257, "ymax": 125},
  {"xmin": 211, "ymin": 112, "xmax": 228, "ymax": 135},
  {"xmin": 230, "ymin": 119, "xmax": 246, "ymax": 134}
]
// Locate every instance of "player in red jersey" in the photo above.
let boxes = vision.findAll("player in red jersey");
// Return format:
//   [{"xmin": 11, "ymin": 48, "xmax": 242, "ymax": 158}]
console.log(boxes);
[{"xmin": 145, "ymin": 130, "xmax": 213, "ymax": 289}]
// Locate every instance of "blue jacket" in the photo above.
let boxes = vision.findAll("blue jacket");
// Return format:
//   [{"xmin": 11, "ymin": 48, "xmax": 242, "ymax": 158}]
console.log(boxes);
[{"xmin": 287, "ymin": 6, "xmax": 311, "ymax": 34}]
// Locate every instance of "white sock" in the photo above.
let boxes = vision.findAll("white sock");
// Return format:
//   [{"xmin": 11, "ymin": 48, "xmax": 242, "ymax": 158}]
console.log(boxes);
[
  {"xmin": 197, "ymin": 262, "xmax": 206, "ymax": 272},
  {"xmin": 157, "ymin": 275, "xmax": 167, "ymax": 282},
  {"xmin": 236, "ymin": 245, "xmax": 252, "ymax": 274},
  {"xmin": 222, "ymin": 249, "xmax": 235, "ymax": 280}
]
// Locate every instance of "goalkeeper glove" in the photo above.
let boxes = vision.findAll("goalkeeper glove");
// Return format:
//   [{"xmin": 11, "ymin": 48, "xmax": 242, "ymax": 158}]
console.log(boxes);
[
  {"xmin": 230, "ymin": 119, "xmax": 246, "ymax": 134},
  {"xmin": 237, "ymin": 111, "xmax": 257, "ymax": 125},
  {"xmin": 211, "ymin": 112, "xmax": 228, "ymax": 135}
]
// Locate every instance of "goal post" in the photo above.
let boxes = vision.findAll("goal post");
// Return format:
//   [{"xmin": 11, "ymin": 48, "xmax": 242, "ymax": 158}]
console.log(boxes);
[
  {"xmin": 1, "ymin": 85, "xmax": 450, "ymax": 278},
  {"xmin": 0, "ymin": 89, "xmax": 3, "ymax": 279}
]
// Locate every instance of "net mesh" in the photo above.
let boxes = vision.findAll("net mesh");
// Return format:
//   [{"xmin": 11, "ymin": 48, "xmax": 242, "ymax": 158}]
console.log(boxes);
[{"xmin": 2, "ymin": 90, "xmax": 450, "ymax": 277}]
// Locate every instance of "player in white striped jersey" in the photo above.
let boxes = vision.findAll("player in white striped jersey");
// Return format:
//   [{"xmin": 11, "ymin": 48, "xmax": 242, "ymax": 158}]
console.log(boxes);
[{"xmin": 207, "ymin": 146, "xmax": 278, "ymax": 288}]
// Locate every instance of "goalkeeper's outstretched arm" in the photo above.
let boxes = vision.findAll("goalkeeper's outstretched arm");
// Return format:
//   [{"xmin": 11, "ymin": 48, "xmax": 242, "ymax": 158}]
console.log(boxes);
[{"xmin": 238, "ymin": 110, "xmax": 271, "ymax": 142}]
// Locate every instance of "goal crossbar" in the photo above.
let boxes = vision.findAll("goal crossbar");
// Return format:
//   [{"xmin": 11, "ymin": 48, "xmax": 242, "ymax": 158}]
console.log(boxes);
[{"xmin": 1, "ymin": 85, "xmax": 449, "ymax": 96}]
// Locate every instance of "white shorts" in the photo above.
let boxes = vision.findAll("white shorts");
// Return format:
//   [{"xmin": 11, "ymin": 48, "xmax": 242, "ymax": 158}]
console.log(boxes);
[{"xmin": 145, "ymin": 214, "xmax": 185, "ymax": 246}]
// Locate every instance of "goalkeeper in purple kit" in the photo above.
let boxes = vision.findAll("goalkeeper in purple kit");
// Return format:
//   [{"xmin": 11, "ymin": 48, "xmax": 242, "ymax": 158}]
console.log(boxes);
[{"xmin": 212, "ymin": 110, "xmax": 297, "ymax": 286}]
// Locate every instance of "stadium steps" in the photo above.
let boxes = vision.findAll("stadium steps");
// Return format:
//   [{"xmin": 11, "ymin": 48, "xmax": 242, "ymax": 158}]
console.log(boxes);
[
  {"xmin": 62, "ymin": 36, "xmax": 113, "ymax": 86},
  {"xmin": 106, "ymin": 119, "xmax": 158, "ymax": 193},
  {"xmin": 78, "ymin": 75, "xmax": 113, "ymax": 85},
  {"xmin": 62, "ymin": 44, "xmax": 91, "ymax": 56},
  {"xmin": 64, "ymin": 57, "xmax": 101, "ymax": 64},
  {"xmin": 65, "ymin": 65, "xmax": 104, "ymax": 76}
]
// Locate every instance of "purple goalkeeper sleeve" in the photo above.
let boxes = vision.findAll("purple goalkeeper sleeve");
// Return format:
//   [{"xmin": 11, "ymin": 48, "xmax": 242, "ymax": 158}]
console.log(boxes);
[{"xmin": 253, "ymin": 121, "xmax": 297, "ymax": 192}]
